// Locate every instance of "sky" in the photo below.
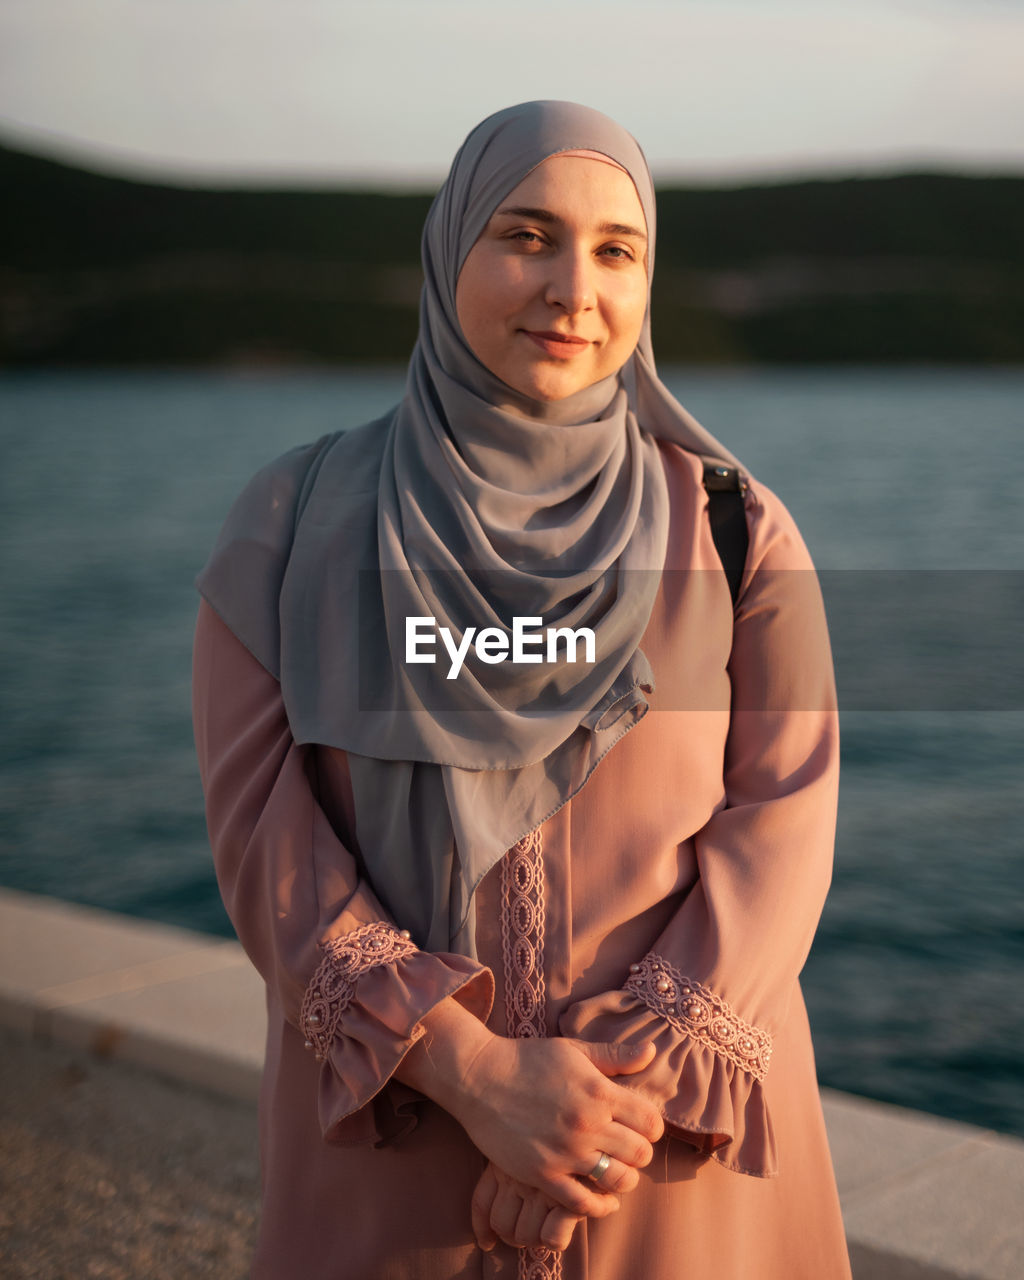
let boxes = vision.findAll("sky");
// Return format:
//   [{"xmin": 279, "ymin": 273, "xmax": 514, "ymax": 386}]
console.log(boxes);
[{"xmin": 1, "ymin": 0, "xmax": 1022, "ymax": 188}]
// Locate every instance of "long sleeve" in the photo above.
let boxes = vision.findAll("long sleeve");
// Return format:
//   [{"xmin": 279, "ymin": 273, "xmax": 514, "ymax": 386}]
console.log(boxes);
[
  {"xmin": 192, "ymin": 600, "xmax": 493, "ymax": 1144},
  {"xmin": 559, "ymin": 475, "xmax": 839, "ymax": 1177}
]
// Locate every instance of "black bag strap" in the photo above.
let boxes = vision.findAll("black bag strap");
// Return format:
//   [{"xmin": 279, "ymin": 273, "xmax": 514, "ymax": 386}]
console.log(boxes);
[{"xmin": 702, "ymin": 461, "xmax": 749, "ymax": 608}]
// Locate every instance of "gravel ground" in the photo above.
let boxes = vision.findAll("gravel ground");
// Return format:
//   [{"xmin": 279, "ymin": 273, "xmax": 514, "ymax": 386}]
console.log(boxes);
[{"xmin": 0, "ymin": 1027, "xmax": 260, "ymax": 1279}]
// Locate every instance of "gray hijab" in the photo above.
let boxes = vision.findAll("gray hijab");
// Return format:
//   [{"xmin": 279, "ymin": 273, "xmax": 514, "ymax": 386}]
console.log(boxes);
[{"xmin": 198, "ymin": 101, "xmax": 740, "ymax": 955}]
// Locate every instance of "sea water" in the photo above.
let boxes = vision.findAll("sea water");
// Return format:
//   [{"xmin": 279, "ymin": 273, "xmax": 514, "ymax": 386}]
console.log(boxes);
[{"xmin": 1, "ymin": 366, "xmax": 1021, "ymax": 1136}]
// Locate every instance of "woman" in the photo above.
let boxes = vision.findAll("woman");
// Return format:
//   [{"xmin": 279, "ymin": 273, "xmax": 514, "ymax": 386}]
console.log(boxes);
[{"xmin": 194, "ymin": 101, "xmax": 851, "ymax": 1279}]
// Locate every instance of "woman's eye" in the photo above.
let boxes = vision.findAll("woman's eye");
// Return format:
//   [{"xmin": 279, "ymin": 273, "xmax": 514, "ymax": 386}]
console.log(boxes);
[
  {"xmin": 601, "ymin": 245, "xmax": 634, "ymax": 262},
  {"xmin": 510, "ymin": 230, "xmax": 544, "ymax": 245}
]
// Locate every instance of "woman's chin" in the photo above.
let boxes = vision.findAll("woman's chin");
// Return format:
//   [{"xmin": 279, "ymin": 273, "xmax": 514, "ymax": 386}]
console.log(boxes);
[{"xmin": 507, "ymin": 365, "xmax": 600, "ymax": 404}]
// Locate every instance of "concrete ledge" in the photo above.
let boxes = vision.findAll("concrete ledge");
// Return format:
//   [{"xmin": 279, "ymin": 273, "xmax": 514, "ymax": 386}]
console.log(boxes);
[
  {"xmin": 0, "ymin": 886, "xmax": 264, "ymax": 1101},
  {"xmin": 2, "ymin": 887, "xmax": 1021, "ymax": 1279},
  {"xmin": 822, "ymin": 1088, "xmax": 1022, "ymax": 1279}
]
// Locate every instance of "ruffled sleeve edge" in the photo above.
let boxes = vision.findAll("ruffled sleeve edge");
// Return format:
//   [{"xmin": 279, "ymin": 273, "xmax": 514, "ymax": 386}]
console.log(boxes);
[
  {"xmin": 558, "ymin": 958, "xmax": 778, "ymax": 1178},
  {"xmin": 301, "ymin": 925, "xmax": 493, "ymax": 1147}
]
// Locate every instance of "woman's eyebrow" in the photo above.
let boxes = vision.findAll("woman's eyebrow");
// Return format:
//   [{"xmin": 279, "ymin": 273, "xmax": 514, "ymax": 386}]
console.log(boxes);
[{"xmin": 494, "ymin": 205, "xmax": 647, "ymax": 241}]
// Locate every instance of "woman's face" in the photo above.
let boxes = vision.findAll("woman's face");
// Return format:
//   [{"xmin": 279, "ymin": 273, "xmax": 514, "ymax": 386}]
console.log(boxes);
[{"xmin": 455, "ymin": 154, "xmax": 648, "ymax": 403}]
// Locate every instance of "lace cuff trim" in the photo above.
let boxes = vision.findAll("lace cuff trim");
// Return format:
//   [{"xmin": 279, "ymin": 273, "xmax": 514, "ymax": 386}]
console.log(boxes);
[
  {"xmin": 300, "ymin": 922, "xmax": 417, "ymax": 1063},
  {"xmin": 625, "ymin": 954, "xmax": 773, "ymax": 1082}
]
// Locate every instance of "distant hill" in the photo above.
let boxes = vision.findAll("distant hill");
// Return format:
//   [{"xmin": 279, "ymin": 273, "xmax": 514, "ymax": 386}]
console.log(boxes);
[{"xmin": 2, "ymin": 140, "xmax": 1022, "ymax": 365}]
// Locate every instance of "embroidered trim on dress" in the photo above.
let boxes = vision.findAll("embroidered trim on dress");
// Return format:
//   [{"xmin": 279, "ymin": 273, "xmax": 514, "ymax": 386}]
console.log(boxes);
[
  {"xmin": 625, "ymin": 954, "xmax": 772, "ymax": 1081},
  {"xmin": 522, "ymin": 1246, "xmax": 562, "ymax": 1279},
  {"xmin": 499, "ymin": 830, "xmax": 561, "ymax": 1280},
  {"xmin": 500, "ymin": 829, "xmax": 549, "ymax": 1041},
  {"xmin": 299, "ymin": 921, "xmax": 417, "ymax": 1063}
]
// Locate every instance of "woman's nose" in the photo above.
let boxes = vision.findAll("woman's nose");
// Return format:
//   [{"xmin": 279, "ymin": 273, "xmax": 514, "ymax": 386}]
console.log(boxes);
[{"xmin": 544, "ymin": 247, "xmax": 595, "ymax": 314}]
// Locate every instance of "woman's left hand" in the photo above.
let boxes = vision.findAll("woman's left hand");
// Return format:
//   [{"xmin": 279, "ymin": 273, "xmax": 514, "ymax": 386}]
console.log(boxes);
[{"xmin": 471, "ymin": 1162, "xmax": 581, "ymax": 1253}]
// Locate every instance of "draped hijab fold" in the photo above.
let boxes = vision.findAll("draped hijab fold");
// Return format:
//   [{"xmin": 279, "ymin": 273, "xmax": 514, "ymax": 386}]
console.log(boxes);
[{"xmin": 197, "ymin": 100, "xmax": 740, "ymax": 954}]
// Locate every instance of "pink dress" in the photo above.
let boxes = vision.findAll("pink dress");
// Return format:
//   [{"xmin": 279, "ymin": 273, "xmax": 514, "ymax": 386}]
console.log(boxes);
[{"xmin": 193, "ymin": 443, "xmax": 851, "ymax": 1279}]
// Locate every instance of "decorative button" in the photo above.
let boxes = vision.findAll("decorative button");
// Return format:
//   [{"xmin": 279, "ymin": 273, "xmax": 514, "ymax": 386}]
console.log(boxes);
[
  {"xmin": 628, "ymin": 963, "xmax": 641, "ymax": 974},
  {"xmin": 303, "ymin": 1039, "xmax": 314, "ymax": 1051},
  {"xmin": 711, "ymin": 1016, "xmax": 737, "ymax": 1044},
  {"xmin": 399, "ymin": 929, "xmax": 412, "ymax": 941}
]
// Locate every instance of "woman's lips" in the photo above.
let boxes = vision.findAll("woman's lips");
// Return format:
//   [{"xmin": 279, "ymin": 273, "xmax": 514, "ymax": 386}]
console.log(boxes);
[{"xmin": 523, "ymin": 330, "xmax": 592, "ymax": 359}]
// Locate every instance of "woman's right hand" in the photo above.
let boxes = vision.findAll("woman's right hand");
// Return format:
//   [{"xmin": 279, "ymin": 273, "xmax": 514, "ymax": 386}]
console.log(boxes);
[
  {"xmin": 397, "ymin": 998, "xmax": 663, "ymax": 1217},
  {"xmin": 455, "ymin": 1033, "xmax": 662, "ymax": 1216}
]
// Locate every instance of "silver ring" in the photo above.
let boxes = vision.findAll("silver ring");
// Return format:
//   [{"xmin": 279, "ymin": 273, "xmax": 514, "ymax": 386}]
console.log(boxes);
[{"xmin": 587, "ymin": 1152, "xmax": 611, "ymax": 1183}]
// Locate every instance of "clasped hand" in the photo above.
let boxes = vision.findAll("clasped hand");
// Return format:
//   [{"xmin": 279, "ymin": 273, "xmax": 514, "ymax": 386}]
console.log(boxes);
[
  {"xmin": 397, "ymin": 999, "xmax": 663, "ymax": 1255},
  {"xmin": 455, "ymin": 1035, "xmax": 663, "ymax": 1252}
]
